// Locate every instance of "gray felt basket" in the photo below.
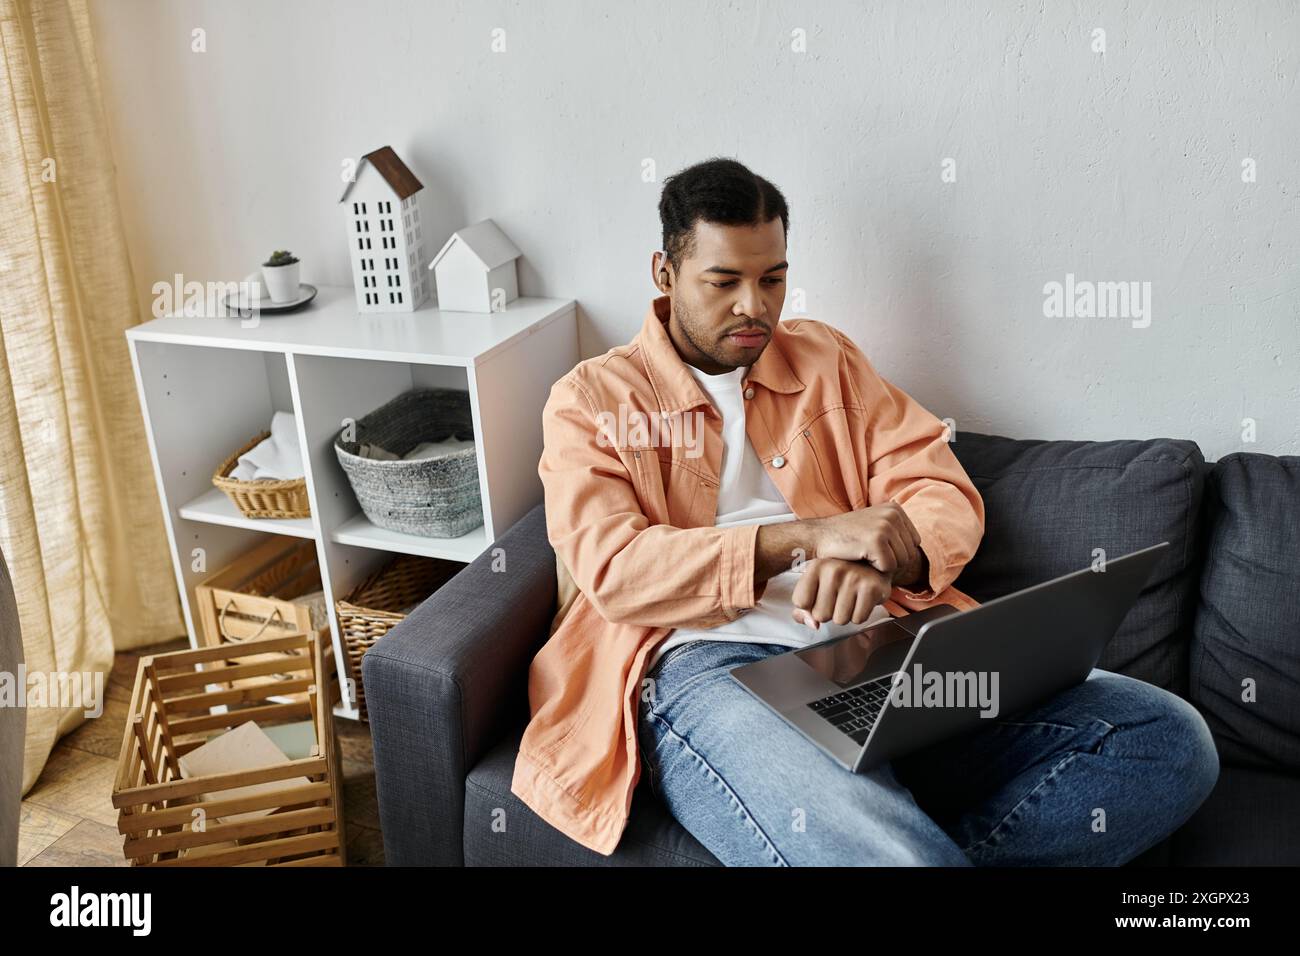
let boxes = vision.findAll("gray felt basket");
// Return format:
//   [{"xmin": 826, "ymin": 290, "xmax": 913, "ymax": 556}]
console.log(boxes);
[{"xmin": 333, "ymin": 388, "xmax": 483, "ymax": 538}]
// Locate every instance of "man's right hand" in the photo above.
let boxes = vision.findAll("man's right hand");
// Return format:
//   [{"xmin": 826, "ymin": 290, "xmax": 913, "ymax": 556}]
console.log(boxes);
[{"xmin": 791, "ymin": 557, "xmax": 893, "ymax": 628}]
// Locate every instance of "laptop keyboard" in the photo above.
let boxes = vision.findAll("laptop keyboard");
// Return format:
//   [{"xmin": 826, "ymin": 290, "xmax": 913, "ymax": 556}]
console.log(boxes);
[{"xmin": 807, "ymin": 673, "xmax": 899, "ymax": 745}]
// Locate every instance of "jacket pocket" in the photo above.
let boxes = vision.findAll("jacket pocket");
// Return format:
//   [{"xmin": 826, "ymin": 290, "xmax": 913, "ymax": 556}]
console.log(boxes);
[
  {"xmin": 799, "ymin": 410, "xmax": 854, "ymax": 513},
  {"xmin": 622, "ymin": 446, "xmax": 701, "ymax": 528},
  {"xmin": 622, "ymin": 447, "xmax": 667, "ymax": 523},
  {"xmin": 638, "ymin": 447, "xmax": 699, "ymax": 527}
]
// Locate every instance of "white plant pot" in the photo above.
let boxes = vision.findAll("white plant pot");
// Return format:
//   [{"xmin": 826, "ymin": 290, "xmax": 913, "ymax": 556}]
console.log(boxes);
[{"xmin": 261, "ymin": 261, "xmax": 300, "ymax": 303}]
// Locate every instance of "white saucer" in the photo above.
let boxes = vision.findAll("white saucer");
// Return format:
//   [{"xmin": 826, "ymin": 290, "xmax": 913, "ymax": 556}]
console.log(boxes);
[{"xmin": 220, "ymin": 273, "xmax": 318, "ymax": 315}]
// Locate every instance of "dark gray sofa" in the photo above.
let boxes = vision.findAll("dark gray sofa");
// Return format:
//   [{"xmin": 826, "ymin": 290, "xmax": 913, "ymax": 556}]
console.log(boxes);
[{"xmin": 363, "ymin": 432, "xmax": 1300, "ymax": 866}]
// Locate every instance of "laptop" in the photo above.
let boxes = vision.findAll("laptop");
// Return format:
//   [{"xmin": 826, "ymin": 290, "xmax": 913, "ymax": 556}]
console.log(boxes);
[{"xmin": 729, "ymin": 541, "xmax": 1169, "ymax": 772}]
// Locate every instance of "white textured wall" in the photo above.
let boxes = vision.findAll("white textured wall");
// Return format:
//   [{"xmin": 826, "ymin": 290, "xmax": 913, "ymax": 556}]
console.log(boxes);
[{"xmin": 91, "ymin": 0, "xmax": 1299, "ymax": 460}]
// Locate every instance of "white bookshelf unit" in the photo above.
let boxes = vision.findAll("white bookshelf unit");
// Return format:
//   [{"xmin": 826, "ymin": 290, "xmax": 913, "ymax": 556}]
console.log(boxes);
[{"xmin": 127, "ymin": 284, "xmax": 578, "ymax": 719}]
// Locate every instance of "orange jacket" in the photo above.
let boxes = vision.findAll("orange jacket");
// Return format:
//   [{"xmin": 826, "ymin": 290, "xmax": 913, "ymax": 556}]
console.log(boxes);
[{"xmin": 511, "ymin": 294, "xmax": 986, "ymax": 855}]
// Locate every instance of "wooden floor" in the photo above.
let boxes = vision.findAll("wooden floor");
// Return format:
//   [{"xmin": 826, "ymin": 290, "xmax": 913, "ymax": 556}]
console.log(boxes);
[{"xmin": 17, "ymin": 638, "xmax": 384, "ymax": 867}]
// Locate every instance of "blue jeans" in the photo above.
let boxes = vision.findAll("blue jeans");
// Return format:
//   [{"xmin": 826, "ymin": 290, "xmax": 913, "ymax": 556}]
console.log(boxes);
[{"xmin": 637, "ymin": 639, "xmax": 1220, "ymax": 866}]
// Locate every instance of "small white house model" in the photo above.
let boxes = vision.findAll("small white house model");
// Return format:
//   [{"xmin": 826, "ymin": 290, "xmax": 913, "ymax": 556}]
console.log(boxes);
[
  {"xmin": 429, "ymin": 218, "xmax": 521, "ymax": 313},
  {"xmin": 339, "ymin": 146, "xmax": 429, "ymax": 313}
]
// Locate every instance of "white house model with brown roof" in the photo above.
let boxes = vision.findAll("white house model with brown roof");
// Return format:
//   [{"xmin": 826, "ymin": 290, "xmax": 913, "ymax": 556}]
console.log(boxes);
[{"xmin": 339, "ymin": 146, "xmax": 429, "ymax": 313}]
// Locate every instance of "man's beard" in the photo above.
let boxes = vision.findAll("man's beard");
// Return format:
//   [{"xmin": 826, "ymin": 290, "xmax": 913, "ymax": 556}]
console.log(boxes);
[{"xmin": 675, "ymin": 296, "xmax": 743, "ymax": 370}]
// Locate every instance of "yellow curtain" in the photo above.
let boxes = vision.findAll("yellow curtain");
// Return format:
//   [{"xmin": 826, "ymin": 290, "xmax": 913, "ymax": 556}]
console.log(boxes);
[{"xmin": 0, "ymin": 0, "xmax": 184, "ymax": 794}]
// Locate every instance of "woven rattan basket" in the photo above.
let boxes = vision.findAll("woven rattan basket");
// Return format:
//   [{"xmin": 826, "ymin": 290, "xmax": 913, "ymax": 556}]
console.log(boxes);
[
  {"xmin": 213, "ymin": 431, "xmax": 311, "ymax": 519},
  {"xmin": 335, "ymin": 554, "xmax": 463, "ymax": 718}
]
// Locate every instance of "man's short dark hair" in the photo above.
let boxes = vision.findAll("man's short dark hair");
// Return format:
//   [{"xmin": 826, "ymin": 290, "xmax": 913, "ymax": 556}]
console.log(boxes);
[{"xmin": 658, "ymin": 157, "xmax": 790, "ymax": 272}]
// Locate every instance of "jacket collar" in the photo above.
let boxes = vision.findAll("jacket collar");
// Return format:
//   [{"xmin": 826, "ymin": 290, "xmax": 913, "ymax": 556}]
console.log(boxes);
[{"xmin": 636, "ymin": 294, "xmax": 804, "ymax": 414}]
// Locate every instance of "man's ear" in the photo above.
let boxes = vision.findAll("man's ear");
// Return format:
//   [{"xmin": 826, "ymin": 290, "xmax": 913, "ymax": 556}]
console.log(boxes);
[{"xmin": 652, "ymin": 250, "xmax": 672, "ymax": 293}]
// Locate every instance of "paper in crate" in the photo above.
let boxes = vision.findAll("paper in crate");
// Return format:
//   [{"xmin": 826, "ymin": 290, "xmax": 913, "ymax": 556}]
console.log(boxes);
[{"xmin": 177, "ymin": 720, "xmax": 314, "ymax": 824}]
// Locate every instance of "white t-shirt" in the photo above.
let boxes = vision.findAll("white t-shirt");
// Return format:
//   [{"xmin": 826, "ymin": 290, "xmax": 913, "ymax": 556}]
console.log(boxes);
[{"xmin": 646, "ymin": 363, "xmax": 891, "ymax": 672}]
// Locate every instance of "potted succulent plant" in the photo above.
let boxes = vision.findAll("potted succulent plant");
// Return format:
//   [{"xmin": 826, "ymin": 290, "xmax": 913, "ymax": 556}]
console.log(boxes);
[{"xmin": 261, "ymin": 249, "xmax": 301, "ymax": 303}]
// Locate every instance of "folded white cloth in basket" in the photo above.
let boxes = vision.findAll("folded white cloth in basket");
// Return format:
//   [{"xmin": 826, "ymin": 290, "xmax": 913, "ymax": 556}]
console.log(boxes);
[
  {"xmin": 357, "ymin": 442, "xmax": 400, "ymax": 461},
  {"xmin": 229, "ymin": 411, "xmax": 304, "ymax": 481},
  {"xmin": 402, "ymin": 437, "xmax": 476, "ymax": 461},
  {"xmin": 357, "ymin": 437, "xmax": 475, "ymax": 461}
]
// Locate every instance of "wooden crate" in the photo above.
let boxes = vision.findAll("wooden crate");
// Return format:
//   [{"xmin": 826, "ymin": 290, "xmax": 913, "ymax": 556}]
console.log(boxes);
[
  {"xmin": 111, "ymin": 631, "xmax": 346, "ymax": 866},
  {"xmin": 194, "ymin": 537, "xmax": 328, "ymax": 700}
]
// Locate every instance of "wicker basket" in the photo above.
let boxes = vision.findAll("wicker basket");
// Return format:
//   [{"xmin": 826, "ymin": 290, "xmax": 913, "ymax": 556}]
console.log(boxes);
[
  {"xmin": 335, "ymin": 554, "xmax": 463, "ymax": 718},
  {"xmin": 213, "ymin": 431, "xmax": 311, "ymax": 519},
  {"xmin": 111, "ymin": 631, "xmax": 345, "ymax": 866},
  {"xmin": 333, "ymin": 389, "xmax": 482, "ymax": 537}
]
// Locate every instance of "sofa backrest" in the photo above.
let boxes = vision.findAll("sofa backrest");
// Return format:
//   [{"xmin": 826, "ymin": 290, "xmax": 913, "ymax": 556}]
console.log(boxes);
[
  {"xmin": 949, "ymin": 432, "xmax": 1206, "ymax": 695},
  {"xmin": 1191, "ymin": 453, "xmax": 1300, "ymax": 772}
]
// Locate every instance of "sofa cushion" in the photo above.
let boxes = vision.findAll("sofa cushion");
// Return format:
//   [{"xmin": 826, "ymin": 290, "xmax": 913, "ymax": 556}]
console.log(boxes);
[
  {"xmin": 1168, "ymin": 764, "xmax": 1300, "ymax": 865},
  {"xmin": 1190, "ymin": 453, "xmax": 1300, "ymax": 772},
  {"xmin": 464, "ymin": 726, "xmax": 721, "ymax": 866},
  {"xmin": 949, "ymin": 433, "xmax": 1205, "ymax": 693}
]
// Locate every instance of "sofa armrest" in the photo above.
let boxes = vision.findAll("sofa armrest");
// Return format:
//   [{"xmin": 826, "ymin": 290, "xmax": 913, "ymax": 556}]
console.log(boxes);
[
  {"xmin": 0, "ymin": 543, "xmax": 24, "ymax": 868},
  {"xmin": 363, "ymin": 502, "xmax": 556, "ymax": 865}
]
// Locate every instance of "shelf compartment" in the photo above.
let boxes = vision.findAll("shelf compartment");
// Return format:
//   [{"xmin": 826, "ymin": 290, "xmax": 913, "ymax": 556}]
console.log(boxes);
[
  {"xmin": 330, "ymin": 513, "xmax": 487, "ymax": 563},
  {"xmin": 179, "ymin": 488, "xmax": 316, "ymax": 539}
]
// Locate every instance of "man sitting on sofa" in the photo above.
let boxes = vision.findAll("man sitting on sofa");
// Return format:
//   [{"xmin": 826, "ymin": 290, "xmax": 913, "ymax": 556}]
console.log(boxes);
[{"xmin": 511, "ymin": 156, "xmax": 1220, "ymax": 865}]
